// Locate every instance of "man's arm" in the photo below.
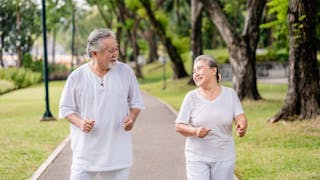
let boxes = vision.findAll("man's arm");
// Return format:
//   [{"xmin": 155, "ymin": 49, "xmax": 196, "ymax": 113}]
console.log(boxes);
[
  {"xmin": 66, "ymin": 113, "xmax": 95, "ymax": 133},
  {"xmin": 123, "ymin": 108, "xmax": 141, "ymax": 131}
]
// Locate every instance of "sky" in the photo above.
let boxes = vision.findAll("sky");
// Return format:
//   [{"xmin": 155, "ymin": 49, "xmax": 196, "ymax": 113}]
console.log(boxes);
[{"xmin": 35, "ymin": 0, "xmax": 90, "ymax": 10}]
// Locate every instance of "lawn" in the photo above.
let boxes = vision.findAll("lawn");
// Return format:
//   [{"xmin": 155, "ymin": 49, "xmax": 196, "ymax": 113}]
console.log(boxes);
[{"xmin": 0, "ymin": 81, "xmax": 69, "ymax": 179}]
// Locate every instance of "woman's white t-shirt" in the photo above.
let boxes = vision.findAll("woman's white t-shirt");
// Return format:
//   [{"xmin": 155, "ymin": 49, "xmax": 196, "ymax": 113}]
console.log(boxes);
[
  {"xmin": 176, "ymin": 86, "xmax": 244, "ymax": 162},
  {"xmin": 59, "ymin": 61, "xmax": 145, "ymax": 171}
]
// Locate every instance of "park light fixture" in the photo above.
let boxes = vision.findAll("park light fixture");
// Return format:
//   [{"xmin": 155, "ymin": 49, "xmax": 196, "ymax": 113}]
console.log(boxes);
[{"xmin": 40, "ymin": 0, "xmax": 55, "ymax": 121}]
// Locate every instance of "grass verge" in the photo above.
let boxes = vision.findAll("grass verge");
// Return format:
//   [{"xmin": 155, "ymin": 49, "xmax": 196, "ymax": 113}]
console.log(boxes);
[{"xmin": 0, "ymin": 81, "xmax": 69, "ymax": 179}]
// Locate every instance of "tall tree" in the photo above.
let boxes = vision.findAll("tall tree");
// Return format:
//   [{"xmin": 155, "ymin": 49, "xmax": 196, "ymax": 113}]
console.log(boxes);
[
  {"xmin": 1, "ymin": 0, "xmax": 40, "ymax": 67},
  {"xmin": 0, "ymin": 0, "xmax": 15, "ymax": 67},
  {"xmin": 269, "ymin": 0, "xmax": 319, "ymax": 122},
  {"xmin": 191, "ymin": 0, "xmax": 203, "ymax": 62},
  {"xmin": 139, "ymin": 0, "xmax": 188, "ymax": 79},
  {"xmin": 189, "ymin": 0, "xmax": 203, "ymax": 84},
  {"xmin": 117, "ymin": 0, "xmax": 143, "ymax": 78},
  {"xmin": 199, "ymin": 0, "xmax": 266, "ymax": 100}
]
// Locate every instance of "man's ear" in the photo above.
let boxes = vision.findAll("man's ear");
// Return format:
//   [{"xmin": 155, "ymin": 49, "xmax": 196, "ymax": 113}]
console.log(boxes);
[{"xmin": 92, "ymin": 51, "xmax": 98, "ymax": 57}]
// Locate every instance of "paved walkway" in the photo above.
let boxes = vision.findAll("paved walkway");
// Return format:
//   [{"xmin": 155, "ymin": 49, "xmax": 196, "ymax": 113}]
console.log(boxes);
[{"xmin": 34, "ymin": 92, "xmax": 187, "ymax": 180}]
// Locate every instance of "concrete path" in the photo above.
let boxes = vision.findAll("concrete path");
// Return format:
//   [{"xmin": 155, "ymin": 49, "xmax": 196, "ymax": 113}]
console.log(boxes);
[{"xmin": 34, "ymin": 92, "xmax": 186, "ymax": 180}]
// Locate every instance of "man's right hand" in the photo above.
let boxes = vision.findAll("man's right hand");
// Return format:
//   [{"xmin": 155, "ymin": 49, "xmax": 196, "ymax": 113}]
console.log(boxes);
[{"xmin": 81, "ymin": 119, "xmax": 95, "ymax": 133}]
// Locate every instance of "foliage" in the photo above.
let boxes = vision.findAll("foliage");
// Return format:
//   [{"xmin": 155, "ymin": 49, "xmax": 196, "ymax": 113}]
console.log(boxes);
[
  {"xmin": 0, "ymin": 0, "xmax": 41, "ymax": 55},
  {"xmin": 22, "ymin": 53, "xmax": 43, "ymax": 73},
  {"xmin": 260, "ymin": 0, "xmax": 289, "ymax": 53},
  {"xmin": 0, "ymin": 67, "xmax": 41, "ymax": 89},
  {"xmin": 48, "ymin": 63, "xmax": 70, "ymax": 80},
  {"xmin": 221, "ymin": 0, "xmax": 246, "ymax": 34},
  {"xmin": 57, "ymin": 8, "xmax": 105, "ymax": 56}
]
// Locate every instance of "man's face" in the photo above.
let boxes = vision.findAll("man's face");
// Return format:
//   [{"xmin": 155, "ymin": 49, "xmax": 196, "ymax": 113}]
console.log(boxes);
[{"xmin": 93, "ymin": 37, "xmax": 119, "ymax": 69}]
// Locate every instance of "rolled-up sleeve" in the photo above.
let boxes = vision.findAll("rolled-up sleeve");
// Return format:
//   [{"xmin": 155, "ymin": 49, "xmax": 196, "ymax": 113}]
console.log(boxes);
[
  {"xmin": 59, "ymin": 76, "xmax": 77, "ymax": 118},
  {"xmin": 127, "ymin": 69, "xmax": 145, "ymax": 110},
  {"xmin": 175, "ymin": 92, "xmax": 192, "ymax": 124}
]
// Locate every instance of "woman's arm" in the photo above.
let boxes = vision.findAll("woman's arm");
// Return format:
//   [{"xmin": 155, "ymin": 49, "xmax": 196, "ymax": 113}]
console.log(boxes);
[{"xmin": 175, "ymin": 123, "xmax": 211, "ymax": 138}]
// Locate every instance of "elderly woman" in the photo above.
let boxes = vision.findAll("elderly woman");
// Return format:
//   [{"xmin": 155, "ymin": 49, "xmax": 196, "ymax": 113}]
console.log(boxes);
[{"xmin": 175, "ymin": 55, "xmax": 247, "ymax": 180}]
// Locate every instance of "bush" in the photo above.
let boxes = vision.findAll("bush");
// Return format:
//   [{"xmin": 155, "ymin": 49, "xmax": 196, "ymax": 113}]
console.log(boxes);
[
  {"xmin": 48, "ymin": 63, "xmax": 70, "ymax": 80},
  {"xmin": 0, "ymin": 67, "xmax": 42, "ymax": 89}
]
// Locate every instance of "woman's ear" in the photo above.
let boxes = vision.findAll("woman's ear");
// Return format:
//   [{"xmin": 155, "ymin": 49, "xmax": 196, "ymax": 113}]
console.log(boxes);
[{"xmin": 211, "ymin": 67, "xmax": 217, "ymax": 75}]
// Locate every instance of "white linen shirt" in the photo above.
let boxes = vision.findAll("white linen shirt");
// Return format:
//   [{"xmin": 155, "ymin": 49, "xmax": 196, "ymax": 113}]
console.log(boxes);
[
  {"xmin": 59, "ymin": 61, "xmax": 145, "ymax": 171},
  {"xmin": 176, "ymin": 86, "xmax": 244, "ymax": 162}
]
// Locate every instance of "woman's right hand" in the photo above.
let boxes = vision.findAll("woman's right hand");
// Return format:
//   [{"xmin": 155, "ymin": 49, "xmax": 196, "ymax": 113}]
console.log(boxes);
[{"xmin": 196, "ymin": 127, "xmax": 211, "ymax": 138}]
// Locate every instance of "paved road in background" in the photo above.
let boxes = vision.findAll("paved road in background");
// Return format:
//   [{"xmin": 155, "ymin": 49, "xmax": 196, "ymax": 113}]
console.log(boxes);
[{"xmin": 37, "ymin": 92, "xmax": 186, "ymax": 180}]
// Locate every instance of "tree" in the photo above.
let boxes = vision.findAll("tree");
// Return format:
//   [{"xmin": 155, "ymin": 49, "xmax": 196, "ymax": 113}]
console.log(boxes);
[
  {"xmin": 189, "ymin": 0, "xmax": 203, "ymax": 84},
  {"xmin": 260, "ymin": 0, "xmax": 289, "ymax": 56},
  {"xmin": 118, "ymin": 0, "xmax": 144, "ymax": 78},
  {"xmin": 0, "ymin": 0, "xmax": 15, "ymax": 67},
  {"xmin": 199, "ymin": 0, "xmax": 266, "ymax": 100},
  {"xmin": 191, "ymin": 0, "xmax": 203, "ymax": 63},
  {"xmin": 269, "ymin": 0, "xmax": 319, "ymax": 123},
  {"xmin": 0, "ymin": 0, "xmax": 40, "ymax": 67},
  {"xmin": 139, "ymin": 0, "xmax": 188, "ymax": 79}
]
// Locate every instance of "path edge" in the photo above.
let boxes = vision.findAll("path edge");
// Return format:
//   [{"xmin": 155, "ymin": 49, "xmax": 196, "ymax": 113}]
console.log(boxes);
[{"xmin": 30, "ymin": 135, "xmax": 70, "ymax": 180}]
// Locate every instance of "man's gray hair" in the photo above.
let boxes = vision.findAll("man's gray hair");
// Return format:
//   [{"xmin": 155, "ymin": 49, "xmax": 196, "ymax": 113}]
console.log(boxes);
[
  {"xmin": 87, "ymin": 28, "xmax": 116, "ymax": 58},
  {"xmin": 194, "ymin": 54, "xmax": 221, "ymax": 82}
]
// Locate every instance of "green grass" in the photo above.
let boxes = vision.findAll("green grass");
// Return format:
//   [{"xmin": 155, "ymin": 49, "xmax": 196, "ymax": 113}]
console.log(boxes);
[
  {"xmin": 139, "ymin": 62, "xmax": 320, "ymax": 180},
  {"xmin": 0, "ymin": 81, "xmax": 69, "ymax": 179}
]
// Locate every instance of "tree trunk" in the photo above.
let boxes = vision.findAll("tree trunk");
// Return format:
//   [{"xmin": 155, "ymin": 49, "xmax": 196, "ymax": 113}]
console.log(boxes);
[
  {"xmin": 0, "ymin": 34, "xmax": 4, "ymax": 67},
  {"xmin": 189, "ymin": 0, "xmax": 204, "ymax": 84},
  {"xmin": 140, "ymin": 0, "xmax": 188, "ymax": 79},
  {"xmin": 270, "ymin": 0, "xmax": 320, "ymax": 123},
  {"xmin": 95, "ymin": 0, "xmax": 112, "ymax": 28},
  {"xmin": 200, "ymin": 0, "xmax": 265, "ymax": 100},
  {"xmin": 116, "ymin": 26, "xmax": 127, "ymax": 62},
  {"xmin": 131, "ymin": 19, "xmax": 143, "ymax": 78},
  {"xmin": 145, "ymin": 27, "xmax": 158, "ymax": 64},
  {"xmin": 118, "ymin": 0, "xmax": 142, "ymax": 78}
]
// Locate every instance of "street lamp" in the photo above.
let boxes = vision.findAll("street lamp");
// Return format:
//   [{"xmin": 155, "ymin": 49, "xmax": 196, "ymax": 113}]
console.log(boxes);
[
  {"xmin": 159, "ymin": 55, "xmax": 167, "ymax": 90},
  {"xmin": 41, "ymin": 0, "xmax": 55, "ymax": 121}
]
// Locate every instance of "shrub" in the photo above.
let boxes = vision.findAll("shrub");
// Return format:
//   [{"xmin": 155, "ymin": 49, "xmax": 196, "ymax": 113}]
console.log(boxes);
[
  {"xmin": 0, "ymin": 67, "xmax": 42, "ymax": 89},
  {"xmin": 48, "ymin": 63, "xmax": 70, "ymax": 80}
]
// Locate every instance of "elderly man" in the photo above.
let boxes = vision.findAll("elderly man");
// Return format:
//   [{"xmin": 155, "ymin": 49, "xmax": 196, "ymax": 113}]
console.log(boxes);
[{"xmin": 59, "ymin": 28, "xmax": 145, "ymax": 180}]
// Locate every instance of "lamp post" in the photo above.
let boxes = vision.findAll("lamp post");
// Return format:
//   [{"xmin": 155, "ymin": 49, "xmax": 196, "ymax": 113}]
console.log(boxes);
[
  {"xmin": 159, "ymin": 55, "xmax": 167, "ymax": 90},
  {"xmin": 41, "ymin": 0, "xmax": 55, "ymax": 121},
  {"xmin": 71, "ymin": 8, "xmax": 75, "ymax": 71}
]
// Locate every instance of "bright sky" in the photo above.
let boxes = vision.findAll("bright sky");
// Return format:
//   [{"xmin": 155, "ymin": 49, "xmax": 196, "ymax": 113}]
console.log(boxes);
[{"xmin": 35, "ymin": 0, "xmax": 90, "ymax": 10}]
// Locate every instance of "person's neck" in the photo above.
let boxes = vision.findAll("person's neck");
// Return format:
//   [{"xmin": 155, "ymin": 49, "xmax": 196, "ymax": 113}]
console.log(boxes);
[
  {"xmin": 201, "ymin": 83, "xmax": 220, "ymax": 93},
  {"xmin": 90, "ymin": 61, "xmax": 109, "ymax": 78},
  {"xmin": 199, "ymin": 83, "xmax": 221, "ymax": 100}
]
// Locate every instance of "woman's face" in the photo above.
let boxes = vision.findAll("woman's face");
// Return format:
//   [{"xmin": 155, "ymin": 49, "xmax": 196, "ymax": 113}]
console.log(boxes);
[{"xmin": 192, "ymin": 60, "xmax": 216, "ymax": 87}]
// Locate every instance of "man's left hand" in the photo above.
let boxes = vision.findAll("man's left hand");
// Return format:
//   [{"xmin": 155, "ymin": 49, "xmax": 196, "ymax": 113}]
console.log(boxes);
[{"xmin": 123, "ymin": 116, "xmax": 135, "ymax": 131}]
